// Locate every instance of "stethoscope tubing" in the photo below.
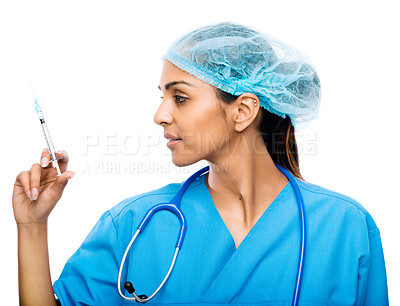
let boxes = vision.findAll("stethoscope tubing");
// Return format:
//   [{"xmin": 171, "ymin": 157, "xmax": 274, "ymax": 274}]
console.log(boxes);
[
  {"xmin": 276, "ymin": 164, "xmax": 306, "ymax": 306},
  {"xmin": 117, "ymin": 228, "xmax": 180, "ymax": 302},
  {"xmin": 119, "ymin": 165, "xmax": 306, "ymax": 306},
  {"xmin": 117, "ymin": 167, "xmax": 210, "ymax": 302}
]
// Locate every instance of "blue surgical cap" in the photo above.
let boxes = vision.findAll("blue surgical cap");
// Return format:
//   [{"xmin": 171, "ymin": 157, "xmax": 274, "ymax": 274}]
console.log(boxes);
[{"xmin": 162, "ymin": 22, "xmax": 321, "ymax": 130}]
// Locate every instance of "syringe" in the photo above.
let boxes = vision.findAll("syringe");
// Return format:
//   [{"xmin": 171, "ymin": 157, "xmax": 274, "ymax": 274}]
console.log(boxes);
[{"xmin": 30, "ymin": 85, "xmax": 62, "ymax": 176}]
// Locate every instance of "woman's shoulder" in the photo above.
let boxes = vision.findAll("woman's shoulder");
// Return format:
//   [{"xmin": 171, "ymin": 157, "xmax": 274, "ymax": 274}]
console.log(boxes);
[
  {"xmin": 107, "ymin": 182, "xmax": 183, "ymax": 219},
  {"xmin": 296, "ymin": 178, "xmax": 378, "ymax": 232},
  {"xmin": 107, "ymin": 172, "xmax": 206, "ymax": 220}
]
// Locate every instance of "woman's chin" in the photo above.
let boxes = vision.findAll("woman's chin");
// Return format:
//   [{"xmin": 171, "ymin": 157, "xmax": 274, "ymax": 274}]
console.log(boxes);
[{"xmin": 171, "ymin": 155, "xmax": 198, "ymax": 168}]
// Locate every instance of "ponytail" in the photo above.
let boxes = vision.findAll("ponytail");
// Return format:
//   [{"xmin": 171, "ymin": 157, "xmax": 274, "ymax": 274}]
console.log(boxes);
[{"xmin": 259, "ymin": 108, "xmax": 303, "ymax": 180}]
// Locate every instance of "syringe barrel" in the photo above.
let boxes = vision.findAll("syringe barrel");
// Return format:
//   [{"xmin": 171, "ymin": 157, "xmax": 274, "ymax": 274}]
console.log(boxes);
[{"xmin": 40, "ymin": 119, "xmax": 58, "ymax": 161}]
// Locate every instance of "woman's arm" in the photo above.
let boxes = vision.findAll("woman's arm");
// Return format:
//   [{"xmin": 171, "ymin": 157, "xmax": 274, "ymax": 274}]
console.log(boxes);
[
  {"xmin": 52, "ymin": 210, "xmax": 122, "ymax": 305},
  {"xmin": 12, "ymin": 149, "xmax": 74, "ymax": 306},
  {"xmin": 356, "ymin": 227, "xmax": 389, "ymax": 305},
  {"xmin": 18, "ymin": 223, "xmax": 57, "ymax": 306}
]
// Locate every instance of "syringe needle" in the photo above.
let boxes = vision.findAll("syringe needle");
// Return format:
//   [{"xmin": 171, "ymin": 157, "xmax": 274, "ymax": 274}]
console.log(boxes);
[{"xmin": 29, "ymin": 83, "xmax": 37, "ymax": 100}]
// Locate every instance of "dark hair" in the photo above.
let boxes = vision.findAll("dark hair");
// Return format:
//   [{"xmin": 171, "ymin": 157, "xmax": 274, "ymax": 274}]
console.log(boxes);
[{"xmin": 214, "ymin": 88, "xmax": 304, "ymax": 180}]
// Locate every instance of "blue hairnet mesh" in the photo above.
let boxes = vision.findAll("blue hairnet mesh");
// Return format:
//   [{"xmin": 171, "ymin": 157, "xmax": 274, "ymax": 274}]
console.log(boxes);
[{"xmin": 162, "ymin": 22, "xmax": 321, "ymax": 130}]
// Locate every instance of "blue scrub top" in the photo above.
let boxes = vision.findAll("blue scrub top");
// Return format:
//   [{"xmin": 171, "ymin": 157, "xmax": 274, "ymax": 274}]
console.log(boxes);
[{"xmin": 53, "ymin": 172, "xmax": 389, "ymax": 305}]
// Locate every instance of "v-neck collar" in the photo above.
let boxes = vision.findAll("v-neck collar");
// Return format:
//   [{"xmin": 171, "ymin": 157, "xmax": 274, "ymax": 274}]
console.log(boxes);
[{"xmin": 199, "ymin": 173, "xmax": 291, "ymax": 252}]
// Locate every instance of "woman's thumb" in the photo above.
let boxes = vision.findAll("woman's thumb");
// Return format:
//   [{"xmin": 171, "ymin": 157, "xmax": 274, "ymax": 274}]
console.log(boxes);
[{"xmin": 51, "ymin": 171, "xmax": 75, "ymax": 195}]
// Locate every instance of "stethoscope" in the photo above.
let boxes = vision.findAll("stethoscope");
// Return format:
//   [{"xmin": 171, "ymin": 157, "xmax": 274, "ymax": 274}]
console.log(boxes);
[{"xmin": 118, "ymin": 164, "xmax": 306, "ymax": 306}]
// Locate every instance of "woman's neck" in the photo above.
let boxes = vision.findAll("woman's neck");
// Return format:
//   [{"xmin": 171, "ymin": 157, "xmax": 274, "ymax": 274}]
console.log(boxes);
[{"xmin": 205, "ymin": 133, "xmax": 289, "ymax": 227}]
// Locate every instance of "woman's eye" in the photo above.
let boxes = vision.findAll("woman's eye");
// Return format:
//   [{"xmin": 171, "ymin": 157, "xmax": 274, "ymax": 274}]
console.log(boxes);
[
  {"xmin": 174, "ymin": 95, "xmax": 187, "ymax": 103},
  {"xmin": 159, "ymin": 95, "xmax": 187, "ymax": 103}
]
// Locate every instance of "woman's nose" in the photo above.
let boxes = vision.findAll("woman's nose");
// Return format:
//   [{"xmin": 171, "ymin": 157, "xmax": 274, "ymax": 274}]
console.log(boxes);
[{"xmin": 154, "ymin": 100, "xmax": 173, "ymax": 126}]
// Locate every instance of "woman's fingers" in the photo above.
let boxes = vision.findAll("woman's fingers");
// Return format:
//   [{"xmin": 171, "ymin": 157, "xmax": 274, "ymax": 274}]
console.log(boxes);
[
  {"xmin": 12, "ymin": 150, "xmax": 75, "ymax": 225},
  {"xmin": 50, "ymin": 171, "xmax": 75, "ymax": 199},
  {"xmin": 40, "ymin": 148, "xmax": 51, "ymax": 167},
  {"xmin": 40, "ymin": 148, "xmax": 69, "ymax": 173},
  {"xmin": 17, "ymin": 171, "xmax": 32, "ymax": 200},
  {"xmin": 29, "ymin": 163, "xmax": 43, "ymax": 201},
  {"xmin": 55, "ymin": 150, "xmax": 69, "ymax": 172}
]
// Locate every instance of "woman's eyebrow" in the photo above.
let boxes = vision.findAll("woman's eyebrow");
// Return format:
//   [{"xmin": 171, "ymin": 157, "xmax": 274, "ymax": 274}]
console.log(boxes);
[{"xmin": 158, "ymin": 81, "xmax": 195, "ymax": 91}]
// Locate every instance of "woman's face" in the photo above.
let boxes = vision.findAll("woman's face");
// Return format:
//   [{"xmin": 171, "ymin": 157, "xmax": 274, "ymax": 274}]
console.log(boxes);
[{"xmin": 155, "ymin": 60, "xmax": 234, "ymax": 167}]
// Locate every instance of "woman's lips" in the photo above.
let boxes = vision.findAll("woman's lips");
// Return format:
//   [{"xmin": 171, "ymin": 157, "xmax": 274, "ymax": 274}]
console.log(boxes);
[
  {"xmin": 167, "ymin": 139, "xmax": 182, "ymax": 149},
  {"xmin": 164, "ymin": 132, "xmax": 182, "ymax": 149}
]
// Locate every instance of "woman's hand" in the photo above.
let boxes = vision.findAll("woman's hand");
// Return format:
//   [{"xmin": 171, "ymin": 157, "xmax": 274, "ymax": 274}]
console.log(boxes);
[{"xmin": 12, "ymin": 148, "xmax": 75, "ymax": 226}]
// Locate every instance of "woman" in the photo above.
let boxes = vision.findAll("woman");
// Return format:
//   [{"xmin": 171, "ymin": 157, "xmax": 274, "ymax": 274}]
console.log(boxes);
[{"xmin": 13, "ymin": 22, "xmax": 388, "ymax": 305}]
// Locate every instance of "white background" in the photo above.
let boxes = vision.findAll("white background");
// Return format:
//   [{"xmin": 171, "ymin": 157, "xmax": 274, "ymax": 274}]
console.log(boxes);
[{"xmin": 1, "ymin": 0, "xmax": 399, "ymax": 304}]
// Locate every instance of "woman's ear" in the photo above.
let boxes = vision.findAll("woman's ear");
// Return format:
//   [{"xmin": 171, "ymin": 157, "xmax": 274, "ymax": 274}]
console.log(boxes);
[{"xmin": 233, "ymin": 94, "xmax": 260, "ymax": 132}]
